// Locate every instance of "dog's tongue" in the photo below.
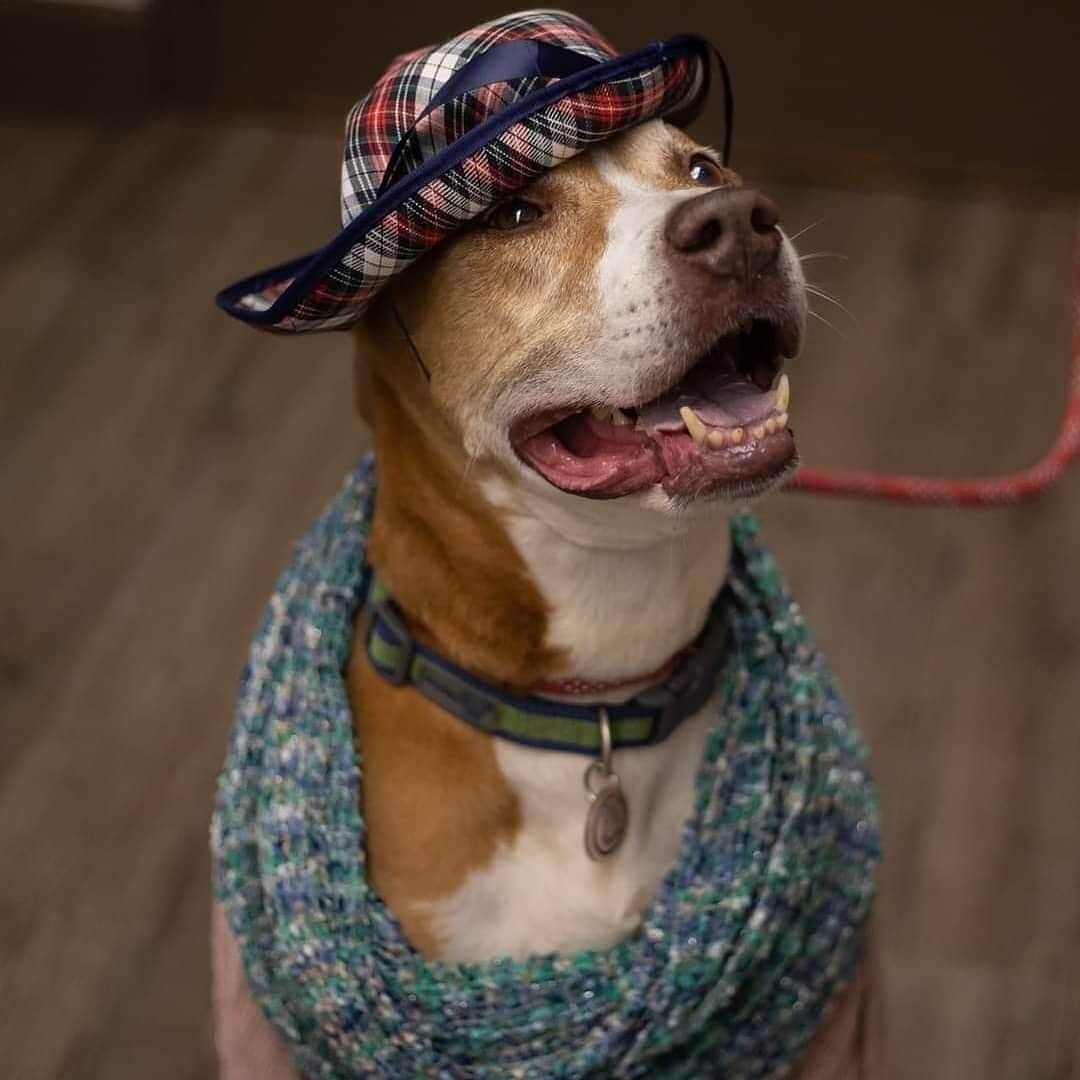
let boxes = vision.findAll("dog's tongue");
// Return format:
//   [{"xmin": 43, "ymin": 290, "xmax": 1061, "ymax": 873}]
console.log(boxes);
[{"xmin": 637, "ymin": 369, "xmax": 777, "ymax": 435}]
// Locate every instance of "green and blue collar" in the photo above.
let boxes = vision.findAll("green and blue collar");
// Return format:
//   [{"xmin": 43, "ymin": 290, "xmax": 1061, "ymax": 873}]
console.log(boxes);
[{"xmin": 361, "ymin": 568, "xmax": 733, "ymax": 755}]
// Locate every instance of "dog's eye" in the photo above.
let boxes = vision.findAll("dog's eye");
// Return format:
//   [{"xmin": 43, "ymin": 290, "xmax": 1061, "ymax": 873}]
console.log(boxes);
[
  {"xmin": 688, "ymin": 153, "xmax": 725, "ymax": 186},
  {"xmin": 485, "ymin": 198, "xmax": 544, "ymax": 231}
]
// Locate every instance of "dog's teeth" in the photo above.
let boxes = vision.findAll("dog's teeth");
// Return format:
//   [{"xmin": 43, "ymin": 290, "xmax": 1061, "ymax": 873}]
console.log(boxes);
[
  {"xmin": 776, "ymin": 411, "xmax": 789, "ymax": 428},
  {"xmin": 679, "ymin": 405, "xmax": 708, "ymax": 445},
  {"xmin": 764, "ymin": 417, "xmax": 778, "ymax": 435},
  {"xmin": 611, "ymin": 408, "xmax": 632, "ymax": 426},
  {"xmin": 707, "ymin": 430, "xmax": 727, "ymax": 449},
  {"xmin": 751, "ymin": 423, "xmax": 766, "ymax": 439},
  {"xmin": 590, "ymin": 405, "xmax": 612, "ymax": 422},
  {"xmin": 775, "ymin": 373, "xmax": 790, "ymax": 413},
  {"xmin": 730, "ymin": 427, "xmax": 744, "ymax": 444}
]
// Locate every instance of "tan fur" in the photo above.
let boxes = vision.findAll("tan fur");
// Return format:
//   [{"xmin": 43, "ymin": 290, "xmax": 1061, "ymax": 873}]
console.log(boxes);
[
  {"xmin": 386, "ymin": 149, "xmax": 620, "ymax": 427},
  {"xmin": 347, "ymin": 660, "xmax": 524, "ymax": 955},
  {"xmin": 789, "ymin": 925, "xmax": 883, "ymax": 1079},
  {"xmin": 604, "ymin": 121, "xmax": 741, "ymax": 192},
  {"xmin": 346, "ymin": 304, "xmax": 569, "ymax": 952},
  {"xmin": 356, "ymin": 305, "xmax": 566, "ymax": 685}
]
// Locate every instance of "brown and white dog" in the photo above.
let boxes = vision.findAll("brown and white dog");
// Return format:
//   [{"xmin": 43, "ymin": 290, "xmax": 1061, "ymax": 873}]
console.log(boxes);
[{"xmin": 212, "ymin": 119, "xmax": 881, "ymax": 1078}]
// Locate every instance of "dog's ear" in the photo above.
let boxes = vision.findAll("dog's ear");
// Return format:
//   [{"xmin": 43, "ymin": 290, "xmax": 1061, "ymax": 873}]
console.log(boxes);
[
  {"xmin": 352, "ymin": 335, "xmax": 376, "ymax": 426},
  {"xmin": 353, "ymin": 290, "xmax": 431, "ymax": 427},
  {"xmin": 353, "ymin": 297, "xmax": 400, "ymax": 426}
]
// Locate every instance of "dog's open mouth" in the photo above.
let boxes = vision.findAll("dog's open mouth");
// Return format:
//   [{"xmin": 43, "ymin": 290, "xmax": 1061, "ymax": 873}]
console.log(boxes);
[{"xmin": 513, "ymin": 319, "xmax": 797, "ymax": 499}]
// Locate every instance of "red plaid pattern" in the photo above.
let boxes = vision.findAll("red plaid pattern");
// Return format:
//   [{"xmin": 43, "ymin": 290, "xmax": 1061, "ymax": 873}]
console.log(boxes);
[{"xmin": 218, "ymin": 11, "xmax": 711, "ymax": 333}]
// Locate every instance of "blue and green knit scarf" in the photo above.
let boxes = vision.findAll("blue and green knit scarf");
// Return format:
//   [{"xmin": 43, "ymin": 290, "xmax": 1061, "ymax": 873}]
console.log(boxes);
[{"xmin": 211, "ymin": 456, "xmax": 880, "ymax": 1079}]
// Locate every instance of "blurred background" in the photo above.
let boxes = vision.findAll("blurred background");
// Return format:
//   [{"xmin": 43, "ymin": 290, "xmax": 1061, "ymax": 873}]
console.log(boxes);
[{"xmin": 2, "ymin": 1, "xmax": 1078, "ymax": 1077}]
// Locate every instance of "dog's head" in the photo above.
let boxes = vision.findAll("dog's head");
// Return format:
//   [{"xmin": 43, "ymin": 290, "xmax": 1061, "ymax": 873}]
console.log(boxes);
[{"xmin": 359, "ymin": 120, "xmax": 805, "ymax": 515}]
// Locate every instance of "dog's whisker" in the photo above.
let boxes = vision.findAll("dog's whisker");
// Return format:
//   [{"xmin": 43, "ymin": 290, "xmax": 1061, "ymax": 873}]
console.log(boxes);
[
  {"xmin": 805, "ymin": 285, "xmax": 858, "ymax": 325},
  {"xmin": 460, "ymin": 449, "xmax": 480, "ymax": 487},
  {"xmin": 807, "ymin": 307, "xmax": 848, "ymax": 341},
  {"xmin": 787, "ymin": 219, "xmax": 824, "ymax": 244},
  {"xmin": 798, "ymin": 252, "xmax": 849, "ymax": 263}
]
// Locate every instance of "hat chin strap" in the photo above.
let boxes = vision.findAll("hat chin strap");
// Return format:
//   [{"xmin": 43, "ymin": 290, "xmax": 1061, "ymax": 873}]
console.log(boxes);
[{"xmin": 389, "ymin": 295, "xmax": 431, "ymax": 382}]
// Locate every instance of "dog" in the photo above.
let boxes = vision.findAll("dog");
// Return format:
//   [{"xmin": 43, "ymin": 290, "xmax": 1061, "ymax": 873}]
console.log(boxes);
[{"xmin": 212, "ymin": 114, "xmax": 881, "ymax": 1077}]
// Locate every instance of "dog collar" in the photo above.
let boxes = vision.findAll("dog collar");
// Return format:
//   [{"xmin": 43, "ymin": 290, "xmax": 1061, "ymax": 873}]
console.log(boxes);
[{"xmin": 361, "ymin": 569, "xmax": 731, "ymax": 754}]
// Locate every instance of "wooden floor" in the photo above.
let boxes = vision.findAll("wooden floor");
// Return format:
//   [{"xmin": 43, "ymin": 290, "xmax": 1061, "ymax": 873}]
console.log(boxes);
[{"xmin": 1, "ymin": 114, "xmax": 1078, "ymax": 1079}]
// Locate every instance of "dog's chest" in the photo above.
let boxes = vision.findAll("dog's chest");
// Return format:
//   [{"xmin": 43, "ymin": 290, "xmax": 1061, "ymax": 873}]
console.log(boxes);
[{"xmin": 421, "ymin": 694, "xmax": 716, "ymax": 963}]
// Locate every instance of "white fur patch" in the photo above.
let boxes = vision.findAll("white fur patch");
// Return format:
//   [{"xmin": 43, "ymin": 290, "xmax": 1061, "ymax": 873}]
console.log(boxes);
[
  {"xmin": 423, "ymin": 689, "xmax": 719, "ymax": 962},
  {"xmin": 483, "ymin": 471, "xmax": 732, "ymax": 681}
]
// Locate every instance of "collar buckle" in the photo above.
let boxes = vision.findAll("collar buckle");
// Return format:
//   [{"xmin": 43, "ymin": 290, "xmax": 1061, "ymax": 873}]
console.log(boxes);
[
  {"xmin": 633, "ymin": 607, "xmax": 730, "ymax": 743},
  {"xmin": 634, "ymin": 671, "xmax": 708, "ymax": 743}
]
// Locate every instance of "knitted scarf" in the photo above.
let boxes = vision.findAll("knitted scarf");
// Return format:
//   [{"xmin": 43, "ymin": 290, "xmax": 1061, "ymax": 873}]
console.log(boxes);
[{"xmin": 211, "ymin": 456, "xmax": 881, "ymax": 1079}]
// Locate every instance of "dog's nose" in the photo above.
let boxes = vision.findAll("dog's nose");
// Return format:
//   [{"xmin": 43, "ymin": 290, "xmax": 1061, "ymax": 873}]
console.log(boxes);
[{"xmin": 664, "ymin": 189, "xmax": 782, "ymax": 281}]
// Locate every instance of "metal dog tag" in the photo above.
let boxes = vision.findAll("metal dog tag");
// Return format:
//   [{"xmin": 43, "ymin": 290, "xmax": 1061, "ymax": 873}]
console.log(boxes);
[
  {"xmin": 584, "ymin": 768, "xmax": 629, "ymax": 860},
  {"xmin": 583, "ymin": 708, "xmax": 629, "ymax": 861}
]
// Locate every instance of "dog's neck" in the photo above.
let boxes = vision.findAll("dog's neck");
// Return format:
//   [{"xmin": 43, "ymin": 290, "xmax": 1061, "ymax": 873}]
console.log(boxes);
[
  {"xmin": 361, "ymin": 337, "xmax": 732, "ymax": 690},
  {"xmin": 479, "ymin": 477, "xmax": 732, "ymax": 689},
  {"xmin": 351, "ymin": 319, "xmax": 735, "ymax": 960}
]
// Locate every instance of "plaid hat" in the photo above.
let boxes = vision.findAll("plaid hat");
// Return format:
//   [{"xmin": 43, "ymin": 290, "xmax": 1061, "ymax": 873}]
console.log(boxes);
[{"xmin": 216, "ymin": 11, "xmax": 725, "ymax": 334}]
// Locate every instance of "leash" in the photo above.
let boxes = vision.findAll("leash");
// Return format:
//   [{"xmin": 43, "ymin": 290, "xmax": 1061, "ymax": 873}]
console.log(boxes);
[{"xmin": 786, "ymin": 232, "xmax": 1080, "ymax": 506}]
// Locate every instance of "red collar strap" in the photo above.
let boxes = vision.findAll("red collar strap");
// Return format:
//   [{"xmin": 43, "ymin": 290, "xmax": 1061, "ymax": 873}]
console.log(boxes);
[{"xmin": 532, "ymin": 655, "xmax": 681, "ymax": 697}]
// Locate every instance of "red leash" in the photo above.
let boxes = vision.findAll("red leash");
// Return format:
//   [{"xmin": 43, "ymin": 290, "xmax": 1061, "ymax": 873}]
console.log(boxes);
[{"xmin": 786, "ymin": 244, "xmax": 1080, "ymax": 506}]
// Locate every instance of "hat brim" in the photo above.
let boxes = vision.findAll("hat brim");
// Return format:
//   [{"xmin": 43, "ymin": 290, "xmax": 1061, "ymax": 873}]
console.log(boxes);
[{"xmin": 216, "ymin": 35, "xmax": 715, "ymax": 334}]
